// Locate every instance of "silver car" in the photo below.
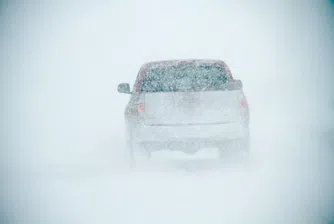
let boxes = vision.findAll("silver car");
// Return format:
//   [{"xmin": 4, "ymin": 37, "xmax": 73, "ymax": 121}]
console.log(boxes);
[{"xmin": 118, "ymin": 60, "xmax": 250, "ymax": 167}]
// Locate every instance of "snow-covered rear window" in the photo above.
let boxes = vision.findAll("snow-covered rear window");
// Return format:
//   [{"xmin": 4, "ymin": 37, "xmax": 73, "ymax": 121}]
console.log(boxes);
[{"xmin": 141, "ymin": 65, "xmax": 228, "ymax": 92}]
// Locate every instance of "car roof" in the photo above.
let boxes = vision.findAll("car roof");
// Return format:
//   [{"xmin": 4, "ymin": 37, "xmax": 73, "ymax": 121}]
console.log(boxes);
[
  {"xmin": 138, "ymin": 59, "xmax": 233, "ymax": 80},
  {"xmin": 140, "ymin": 59, "xmax": 228, "ymax": 69},
  {"xmin": 133, "ymin": 59, "xmax": 234, "ymax": 92}
]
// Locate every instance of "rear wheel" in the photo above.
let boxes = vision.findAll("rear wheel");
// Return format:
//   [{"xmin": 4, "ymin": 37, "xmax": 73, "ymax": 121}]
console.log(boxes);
[
  {"xmin": 127, "ymin": 139, "xmax": 151, "ymax": 169},
  {"xmin": 125, "ymin": 120, "xmax": 151, "ymax": 169},
  {"xmin": 218, "ymin": 136, "xmax": 250, "ymax": 166}
]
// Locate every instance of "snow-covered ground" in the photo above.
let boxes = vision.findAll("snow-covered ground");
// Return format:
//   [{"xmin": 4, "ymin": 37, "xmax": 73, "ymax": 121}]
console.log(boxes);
[{"xmin": 2, "ymin": 1, "xmax": 334, "ymax": 223}]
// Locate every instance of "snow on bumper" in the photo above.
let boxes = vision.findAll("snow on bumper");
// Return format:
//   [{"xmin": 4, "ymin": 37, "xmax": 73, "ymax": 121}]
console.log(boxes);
[{"xmin": 132, "ymin": 122, "xmax": 248, "ymax": 143}]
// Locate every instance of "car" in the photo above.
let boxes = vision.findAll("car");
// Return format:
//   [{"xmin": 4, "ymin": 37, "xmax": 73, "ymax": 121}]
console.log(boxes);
[{"xmin": 118, "ymin": 59, "xmax": 250, "ymax": 167}]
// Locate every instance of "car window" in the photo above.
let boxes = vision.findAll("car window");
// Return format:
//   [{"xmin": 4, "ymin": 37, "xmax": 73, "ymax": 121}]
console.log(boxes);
[{"xmin": 141, "ymin": 65, "xmax": 228, "ymax": 92}]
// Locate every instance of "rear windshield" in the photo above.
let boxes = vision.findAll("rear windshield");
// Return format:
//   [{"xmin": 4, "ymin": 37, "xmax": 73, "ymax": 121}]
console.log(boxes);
[{"xmin": 141, "ymin": 65, "xmax": 229, "ymax": 92}]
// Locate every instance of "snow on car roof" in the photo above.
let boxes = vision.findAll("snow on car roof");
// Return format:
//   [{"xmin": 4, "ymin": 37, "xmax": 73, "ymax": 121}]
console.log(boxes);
[
  {"xmin": 140, "ymin": 59, "xmax": 228, "ymax": 69},
  {"xmin": 133, "ymin": 59, "xmax": 234, "ymax": 92},
  {"xmin": 138, "ymin": 59, "xmax": 233, "ymax": 80}
]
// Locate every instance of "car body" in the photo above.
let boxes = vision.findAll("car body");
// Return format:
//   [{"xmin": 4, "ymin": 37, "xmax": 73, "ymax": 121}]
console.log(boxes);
[{"xmin": 118, "ymin": 59, "xmax": 250, "ymax": 166}]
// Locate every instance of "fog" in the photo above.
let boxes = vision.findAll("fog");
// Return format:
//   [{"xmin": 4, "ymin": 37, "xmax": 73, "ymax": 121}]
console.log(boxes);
[{"xmin": 1, "ymin": 1, "xmax": 334, "ymax": 223}]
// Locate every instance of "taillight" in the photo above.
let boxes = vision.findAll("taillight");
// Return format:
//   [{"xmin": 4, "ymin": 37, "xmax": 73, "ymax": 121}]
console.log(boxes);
[
  {"xmin": 138, "ymin": 105, "xmax": 144, "ymax": 111},
  {"xmin": 240, "ymin": 100, "xmax": 247, "ymax": 108}
]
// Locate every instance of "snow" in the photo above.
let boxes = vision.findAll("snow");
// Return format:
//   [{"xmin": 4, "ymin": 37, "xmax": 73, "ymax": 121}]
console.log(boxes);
[{"xmin": 1, "ymin": 1, "xmax": 334, "ymax": 223}]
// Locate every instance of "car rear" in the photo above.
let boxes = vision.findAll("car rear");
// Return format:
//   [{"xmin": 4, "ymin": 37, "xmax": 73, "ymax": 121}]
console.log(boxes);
[{"xmin": 128, "ymin": 60, "xmax": 249, "ymax": 153}]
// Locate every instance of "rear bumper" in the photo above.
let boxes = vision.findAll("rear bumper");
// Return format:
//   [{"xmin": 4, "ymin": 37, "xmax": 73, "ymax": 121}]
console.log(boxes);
[
  {"xmin": 131, "ymin": 122, "xmax": 249, "ymax": 144},
  {"xmin": 139, "ymin": 138, "xmax": 243, "ymax": 151}
]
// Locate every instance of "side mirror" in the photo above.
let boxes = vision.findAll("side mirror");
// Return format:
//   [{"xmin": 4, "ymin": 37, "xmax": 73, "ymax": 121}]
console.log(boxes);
[
  {"xmin": 227, "ymin": 79, "xmax": 243, "ymax": 90},
  {"xmin": 235, "ymin": 80, "xmax": 243, "ymax": 90},
  {"xmin": 117, "ymin": 83, "xmax": 131, "ymax": 94}
]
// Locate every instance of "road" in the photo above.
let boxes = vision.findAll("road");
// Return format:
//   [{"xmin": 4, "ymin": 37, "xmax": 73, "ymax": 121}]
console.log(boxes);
[{"xmin": 7, "ymin": 111, "xmax": 333, "ymax": 223}]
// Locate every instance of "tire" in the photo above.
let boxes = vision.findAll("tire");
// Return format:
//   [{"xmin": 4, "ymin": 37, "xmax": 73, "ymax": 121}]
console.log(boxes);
[
  {"xmin": 126, "ymin": 139, "xmax": 151, "ymax": 169},
  {"xmin": 125, "ymin": 119, "xmax": 151, "ymax": 169},
  {"xmin": 218, "ymin": 136, "xmax": 250, "ymax": 166}
]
